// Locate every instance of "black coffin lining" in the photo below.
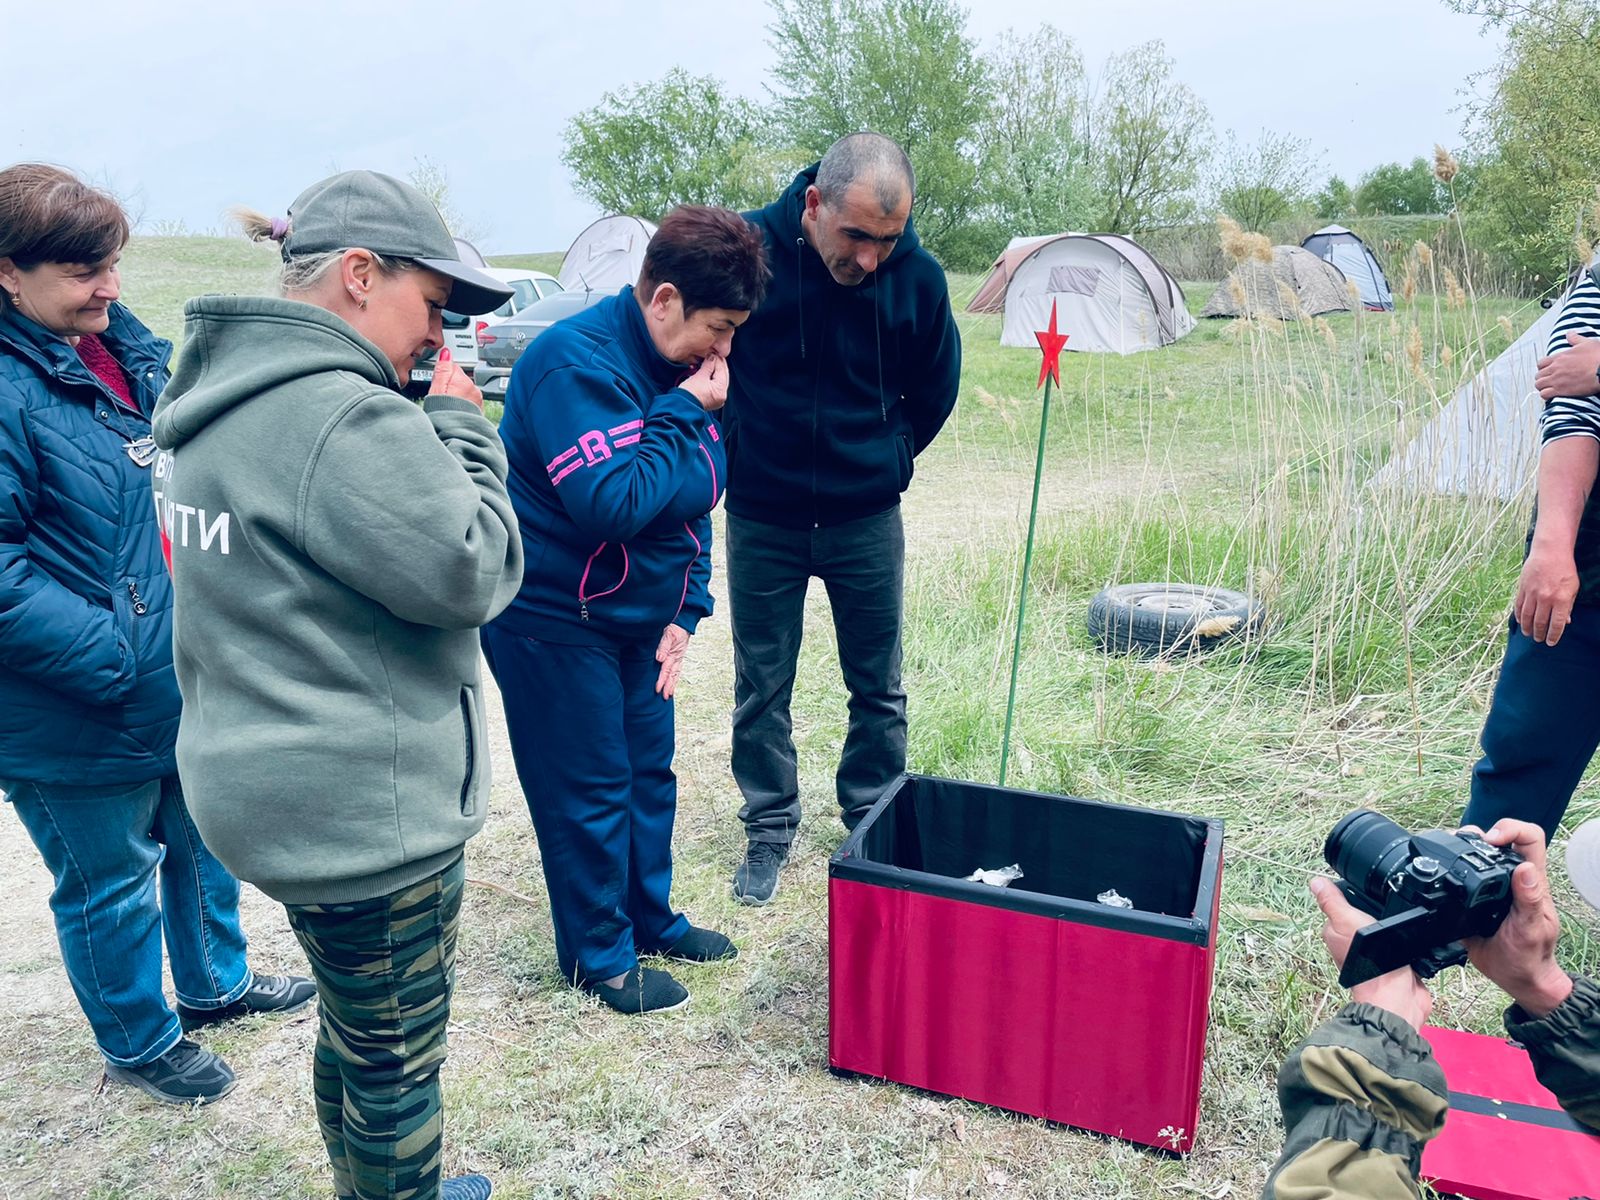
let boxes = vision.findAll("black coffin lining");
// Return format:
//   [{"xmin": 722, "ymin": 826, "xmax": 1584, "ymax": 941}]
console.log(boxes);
[{"xmin": 831, "ymin": 774, "xmax": 1221, "ymax": 945}]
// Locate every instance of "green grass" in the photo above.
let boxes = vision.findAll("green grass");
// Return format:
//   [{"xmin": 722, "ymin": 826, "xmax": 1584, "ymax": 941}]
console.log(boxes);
[{"xmin": 6, "ymin": 237, "xmax": 1598, "ymax": 1198}]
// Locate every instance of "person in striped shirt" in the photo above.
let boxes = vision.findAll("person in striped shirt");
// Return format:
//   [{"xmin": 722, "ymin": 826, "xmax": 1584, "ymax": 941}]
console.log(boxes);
[{"xmin": 1464, "ymin": 265, "xmax": 1600, "ymax": 840}]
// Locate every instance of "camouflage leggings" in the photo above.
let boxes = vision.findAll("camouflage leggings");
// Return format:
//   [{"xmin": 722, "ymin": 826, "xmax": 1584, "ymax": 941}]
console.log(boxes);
[{"xmin": 285, "ymin": 856, "xmax": 464, "ymax": 1200}]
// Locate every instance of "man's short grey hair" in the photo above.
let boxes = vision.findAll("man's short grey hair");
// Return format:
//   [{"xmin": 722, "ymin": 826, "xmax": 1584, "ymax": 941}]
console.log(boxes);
[{"xmin": 815, "ymin": 133, "xmax": 916, "ymax": 213}]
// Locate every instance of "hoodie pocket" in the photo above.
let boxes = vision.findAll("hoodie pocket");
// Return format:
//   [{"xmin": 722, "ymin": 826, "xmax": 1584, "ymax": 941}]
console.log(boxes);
[
  {"xmin": 895, "ymin": 434, "xmax": 913, "ymax": 491},
  {"xmin": 458, "ymin": 686, "xmax": 479, "ymax": 817}
]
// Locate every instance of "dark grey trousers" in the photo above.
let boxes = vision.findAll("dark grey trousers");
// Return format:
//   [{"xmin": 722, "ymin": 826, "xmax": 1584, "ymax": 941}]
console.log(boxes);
[{"xmin": 727, "ymin": 507, "xmax": 907, "ymax": 844}]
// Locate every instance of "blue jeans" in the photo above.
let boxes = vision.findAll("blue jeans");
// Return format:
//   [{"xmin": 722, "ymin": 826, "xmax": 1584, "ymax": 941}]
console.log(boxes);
[
  {"xmin": 1465, "ymin": 613, "xmax": 1600, "ymax": 843},
  {"xmin": 482, "ymin": 628, "xmax": 689, "ymax": 983},
  {"xmin": 4, "ymin": 774, "xmax": 252, "ymax": 1066}
]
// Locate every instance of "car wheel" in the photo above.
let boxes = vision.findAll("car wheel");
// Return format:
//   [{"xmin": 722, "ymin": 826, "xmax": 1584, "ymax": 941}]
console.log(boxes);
[{"xmin": 1086, "ymin": 582, "xmax": 1264, "ymax": 655}]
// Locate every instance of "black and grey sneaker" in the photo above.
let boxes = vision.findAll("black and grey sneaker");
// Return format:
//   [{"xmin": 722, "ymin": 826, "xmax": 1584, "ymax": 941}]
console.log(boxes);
[
  {"xmin": 441, "ymin": 1174, "xmax": 493, "ymax": 1200},
  {"xmin": 650, "ymin": 925, "xmax": 738, "ymax": 963},
  {"xmin": 177, "ymin": 973, "xmax": 317, "ymax": 1032},
  {"xmin": 732, "ymin": 840, "xmax": 790, "ymax": 906},
  {"xmin": 583, "ymin": 965, "xmax": 690, "ymax": 1015},
  {"xmin": 105, "ymin": 1038, "xmax": 237, "ymax": 1105}
]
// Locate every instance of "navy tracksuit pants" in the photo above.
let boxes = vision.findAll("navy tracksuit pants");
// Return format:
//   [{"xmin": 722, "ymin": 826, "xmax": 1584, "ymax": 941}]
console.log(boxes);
[
  {"xmin": 1464, "ymin": 613, "xmax": 1600, "ymax": 843},
  {"xmin": 482, "ymin": 628, "xmax": 689, "ymax": 983}
]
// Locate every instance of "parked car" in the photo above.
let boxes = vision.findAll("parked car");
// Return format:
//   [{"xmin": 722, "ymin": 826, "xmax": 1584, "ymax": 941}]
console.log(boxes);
[
  {"xmin": 404, "ymin": 267, "xmax": 563, "ymax": 395},
  {"xmin": 473, "ymin": 289, "xmax": 611, "ymax": 401}
]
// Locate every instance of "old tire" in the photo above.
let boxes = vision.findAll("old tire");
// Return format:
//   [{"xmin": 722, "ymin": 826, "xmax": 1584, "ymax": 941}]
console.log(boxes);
[{"xmin": 1087, "ymin": 582, "xmax": 1264, "ymax": 655}]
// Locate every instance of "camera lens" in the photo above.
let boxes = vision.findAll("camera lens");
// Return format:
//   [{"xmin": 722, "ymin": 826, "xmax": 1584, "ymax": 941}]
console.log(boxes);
[{"xmin": 1325, "ymin": 810, "xmax": 1414, "ymax": 900}]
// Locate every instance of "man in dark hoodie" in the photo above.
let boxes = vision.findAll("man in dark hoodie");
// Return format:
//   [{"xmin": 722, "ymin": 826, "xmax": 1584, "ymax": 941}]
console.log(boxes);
[{"xmin": 724, "ymin": 133, "xmax": 962, "ymax": 905}]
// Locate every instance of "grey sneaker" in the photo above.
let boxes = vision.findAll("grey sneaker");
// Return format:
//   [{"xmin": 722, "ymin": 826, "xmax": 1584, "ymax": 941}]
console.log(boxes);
[
  {"xmin": 441, "ymin": 1175, "xmax": 493, "ymax": 1200},
  {"xmin": 105, "ymin": 1038, "xmax": 237, "ymax": 1105},
  {"xmin": 177, "ymin": 973, "xmax": 317, "ymax": 1032},
  {"xmin": 732, "ymin": 841, "xmax": 790, "ymax": 906}
]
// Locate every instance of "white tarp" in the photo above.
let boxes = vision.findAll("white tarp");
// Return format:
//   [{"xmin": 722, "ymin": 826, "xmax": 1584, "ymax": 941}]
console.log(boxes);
[
  {"xmin": 1370, "ymin": 303, "xmax": 1557, "ymax": 499},
  {"xmin": 999, "ymin": 236, "xmax": 1194, "ymax": 354},
  {"xmin": 558, "ymin": 215, "xmax": 657, "ymax": 293}
]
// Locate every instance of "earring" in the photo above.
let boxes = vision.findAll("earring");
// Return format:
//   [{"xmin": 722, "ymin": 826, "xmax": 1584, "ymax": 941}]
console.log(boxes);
[
  {"xmin": 349, "ymin": 287, "xmax": 367, "ymax": 311},
  {"xmin": 5, "ymin": 292, "xmax": 17, "ymax": 308}
]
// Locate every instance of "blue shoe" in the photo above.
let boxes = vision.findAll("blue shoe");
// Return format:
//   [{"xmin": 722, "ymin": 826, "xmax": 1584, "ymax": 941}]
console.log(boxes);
[{"xmin": 442, "ymin": 1174, "xmax": 493, "ymax": 1200}]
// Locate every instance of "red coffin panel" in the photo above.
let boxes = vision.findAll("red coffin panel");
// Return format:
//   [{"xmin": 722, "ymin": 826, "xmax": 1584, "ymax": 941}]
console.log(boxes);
[
  {"xmin": 829, "ymin": 876, "xmax": 1217, "ymax": 1152},
  {"xmin": 1421, "ymin": 1025, "xmax": 1600, "ymax": 1200}
]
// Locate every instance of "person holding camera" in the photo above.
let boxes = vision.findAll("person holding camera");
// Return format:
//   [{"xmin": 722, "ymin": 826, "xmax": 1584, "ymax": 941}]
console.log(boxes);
[{"xmin": 1263, "ymin": 817, "xmax": 1600, "ymax": 1198}]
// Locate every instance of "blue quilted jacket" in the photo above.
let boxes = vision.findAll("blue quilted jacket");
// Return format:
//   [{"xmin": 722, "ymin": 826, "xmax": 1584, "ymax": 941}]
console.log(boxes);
[{"xmin": 0, "ymin": 303, "xmax": 178, "ymax": 786}]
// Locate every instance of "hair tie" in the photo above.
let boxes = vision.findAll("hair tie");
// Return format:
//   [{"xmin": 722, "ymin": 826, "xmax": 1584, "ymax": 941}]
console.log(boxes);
[{"xmin": 269, "ymin": 217, "xmax": 290, "ymax": 241}]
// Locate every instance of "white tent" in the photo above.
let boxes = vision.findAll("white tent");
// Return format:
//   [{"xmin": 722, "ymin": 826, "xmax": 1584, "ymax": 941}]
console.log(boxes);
[
  {"xmin": 969, "ymin": 233, "xmax": 1193, "ymax": 354},
  {"xmin": 1370, "ymin": 261, "xmax": 1599, "ymax": 497},
  {"xmin": 558, "ymin": 215, "xmax": 657, "ymax": 293},
  {"xmin": 1301, "ymin": 225, "xmax": 1394, "ymax": 311}
]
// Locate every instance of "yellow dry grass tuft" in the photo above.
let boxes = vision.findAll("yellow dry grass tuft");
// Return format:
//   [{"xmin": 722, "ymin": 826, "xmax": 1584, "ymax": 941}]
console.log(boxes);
[{"xmin": 1433, "ymin": 144, "xmax": 1460, "ymax": 185}]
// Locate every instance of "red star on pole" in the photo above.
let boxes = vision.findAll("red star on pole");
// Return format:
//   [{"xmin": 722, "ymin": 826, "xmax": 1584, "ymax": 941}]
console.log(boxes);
[{"xmin": 1034, "ymin": 299, "xmax": 1069, "ymax": 389}]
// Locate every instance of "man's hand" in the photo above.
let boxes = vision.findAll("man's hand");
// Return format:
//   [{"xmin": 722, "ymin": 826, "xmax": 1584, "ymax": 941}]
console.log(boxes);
[
  {"xmin": 1310, "ymin": 876, "xmax": 1434, "ymax": 1030},
  {"xmin": 1514, "ymin": 544, "xmax": 1580, "ymax": 645},
  {"xmin": 1462, "ymin": 819, "xmax": 1574, "ymax": 1017},
  {"xmin": 427, "ymin": 349, "xmax": 484, "ymax": 410},
  {"xmin": 655, "ymin": 623, "xmax": 690, "ymax": 698},
  {"xmin": 679, "ymin": 353, "xmax": 728, "ymax": 413},
  {"xmin": 1535, "ymin": 332, "xmax": 1600, "ymax": 401}
]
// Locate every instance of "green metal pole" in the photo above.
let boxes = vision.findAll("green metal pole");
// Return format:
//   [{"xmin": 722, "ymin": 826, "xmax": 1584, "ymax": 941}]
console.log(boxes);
[{"xmin": 998, "ymin": 372, "xmax": 1054, "ymax": 786}]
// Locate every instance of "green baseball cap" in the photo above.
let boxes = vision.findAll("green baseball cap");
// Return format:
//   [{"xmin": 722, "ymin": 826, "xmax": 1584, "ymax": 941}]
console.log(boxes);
[{"xmin": 282, "ymin": 170, "xmax": 511, "ymax": 315}]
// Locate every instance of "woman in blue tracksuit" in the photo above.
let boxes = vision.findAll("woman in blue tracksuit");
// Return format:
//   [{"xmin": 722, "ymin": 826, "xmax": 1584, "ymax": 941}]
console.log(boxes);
[{"xmin": 485, "ymin": 206, "xmax": 770, "ymax": 1014}]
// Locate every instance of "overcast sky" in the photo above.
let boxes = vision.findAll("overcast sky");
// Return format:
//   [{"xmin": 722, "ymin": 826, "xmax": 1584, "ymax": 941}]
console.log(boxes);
[{"xmin": 5, "ymin": 0, "xmax": 1501, "ymax": 255}]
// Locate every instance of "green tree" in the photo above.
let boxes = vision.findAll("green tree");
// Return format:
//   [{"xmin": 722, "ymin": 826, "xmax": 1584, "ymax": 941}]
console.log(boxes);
[
  {"xmin": 1449, "ymin": 0, "xmax": 1600, "ymax": 287},
  {"xmin": 1313, "ymin": 175, "xmax": 1356, "ymax": 221},
  {"xmin": 1353, "ymin": 158, "xmax": 1441, "ymax": 216},
  {"xmin": 1085, "ymin": 41, "xmax": 1212, "ymax": 233},
  {"xmin": 765, "ymin": 0, "xmax": 992, "ymax": 267},
  {"xmin": 978, "ymin": 26, "xmax": 1098, "ymax": 238},
  {"xmin": 1211, "ymin": 129, "xmax": 1319, "ymax": 231},
  {"xmin": 407, "ymin": 155, "xmax": 483, "ymax": 243},
  {"xmin": 562, "ymin": 69, "xmax": 796, "ymax": 219}
]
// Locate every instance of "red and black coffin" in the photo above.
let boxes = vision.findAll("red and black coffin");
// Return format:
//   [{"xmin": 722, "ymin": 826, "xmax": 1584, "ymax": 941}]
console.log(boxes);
[
  {"xmin": 828, "ymin": 774, "xmax": 1223, "ymax": 1153},
  {"xmin": 1421, "ymin": 1024, "xmax": 1600, "ymax": 1200}
]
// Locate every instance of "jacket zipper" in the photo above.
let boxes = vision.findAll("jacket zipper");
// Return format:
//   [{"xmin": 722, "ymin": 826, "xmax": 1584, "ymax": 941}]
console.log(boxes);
[
  {"xmin": 126, "ymin": 579, "xmax": 148, "ymax": 616},
  {"xmin": 578, "ymin": 543, "xmax": 630, "ymax": 621}
]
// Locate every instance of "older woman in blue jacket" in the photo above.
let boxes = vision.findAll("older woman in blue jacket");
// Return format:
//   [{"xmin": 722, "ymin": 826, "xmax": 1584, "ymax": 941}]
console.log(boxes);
[
  {"xmin": 484, "ymin": 206, "xmax": 769, "ymax": 1014},
  {"xmin": 0, "ymin": 164, "xmax": 310, "ymax": 1105}
]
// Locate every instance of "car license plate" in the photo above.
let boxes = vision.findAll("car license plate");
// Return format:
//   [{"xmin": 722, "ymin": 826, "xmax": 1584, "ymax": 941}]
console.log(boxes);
[
  {"xmin": 483, "ymin": 376, "xmax": 508, "ymax": 396},
  {"xmin": 410, "ymin": 367, "xmax": 433, "ymax": 384}
]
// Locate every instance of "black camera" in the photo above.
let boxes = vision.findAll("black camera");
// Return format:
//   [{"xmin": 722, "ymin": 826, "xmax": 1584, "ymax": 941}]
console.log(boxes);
[{"xmin": 1322, "ymin": 810, "xmax": 1522, "ymax": 987}]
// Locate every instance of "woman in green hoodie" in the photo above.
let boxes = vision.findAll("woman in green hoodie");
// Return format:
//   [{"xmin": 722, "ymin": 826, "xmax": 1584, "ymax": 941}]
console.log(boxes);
[{"xmin": 152, "ymin": 171, "xmax": 523, "ymax": 1200}]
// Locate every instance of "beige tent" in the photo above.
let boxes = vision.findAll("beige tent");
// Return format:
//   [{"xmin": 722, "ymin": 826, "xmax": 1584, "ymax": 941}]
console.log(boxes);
[
  {"xmin": 968, "ymin": 233, "xmax": 1192, "ymax": 353},
  {"xmin": 1202, "ymin": 245, "xmax": 1353, "ymax": 320}
]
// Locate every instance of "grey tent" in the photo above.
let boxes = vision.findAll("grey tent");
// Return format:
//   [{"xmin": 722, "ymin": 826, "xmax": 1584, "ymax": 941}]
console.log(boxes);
[
  {"xmin": 1301, "ymin": 225, "xmax": 1394, "ymax": 311},
  {"xmin": 1201, "ymin": 245, "xmax": 1353, "ymax": 320}
]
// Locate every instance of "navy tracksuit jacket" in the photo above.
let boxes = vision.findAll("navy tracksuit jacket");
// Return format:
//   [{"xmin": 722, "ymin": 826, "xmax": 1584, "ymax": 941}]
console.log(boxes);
[{"xmin": 485, "ymin": 288, "xmax": 722, "ymax": 979}]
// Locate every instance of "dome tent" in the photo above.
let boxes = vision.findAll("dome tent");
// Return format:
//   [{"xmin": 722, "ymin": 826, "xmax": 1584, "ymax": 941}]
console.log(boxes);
[
  {"xmin": 1301, "ymin": 224, "xmax": 1394, "ymax": 311},
  {"xmin": 558, "ymin": 215, "xmax": 657, "ymax": 293},
  {"xmin": 1201, "ymin": 245, "xmax": 1353, "ymax": 320},
  {"xmin": 968, "ymin": 233, "xmax": 1193, "ymax": 354}
]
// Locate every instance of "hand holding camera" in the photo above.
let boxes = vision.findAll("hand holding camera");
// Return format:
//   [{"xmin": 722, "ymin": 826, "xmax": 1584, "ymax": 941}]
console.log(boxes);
[
  {"xmin": 1314, "ymin": 812, "xmax": 1575, "ymax": 1025},
  {"xmin": 1461, "ymin": 819, "xmax": 1574, "ymax": 1018}
]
